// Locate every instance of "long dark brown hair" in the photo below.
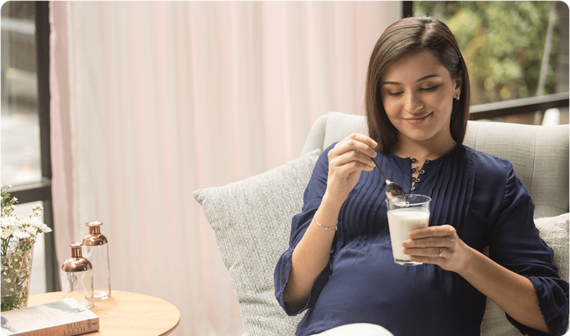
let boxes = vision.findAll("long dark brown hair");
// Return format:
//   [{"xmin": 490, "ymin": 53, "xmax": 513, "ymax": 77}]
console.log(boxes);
[{"xmin": 365, "ymin": 17, "xmax": 471, "ymax": 153}]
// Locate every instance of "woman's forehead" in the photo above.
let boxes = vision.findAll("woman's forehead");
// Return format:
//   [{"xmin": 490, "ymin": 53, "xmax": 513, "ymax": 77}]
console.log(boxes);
[{"xmin": 382, "ymin": 50, "xmax": 450, "ymax": 83}]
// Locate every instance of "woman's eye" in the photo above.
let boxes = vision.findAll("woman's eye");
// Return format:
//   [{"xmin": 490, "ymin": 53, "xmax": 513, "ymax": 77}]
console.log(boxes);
[
  {"xmin": 420, "ymin": 85, "xmax": 439, "ymax": 92},
  {"xmin": 388, "ymin": 91, "xmax": 403, "ymax": 96}
]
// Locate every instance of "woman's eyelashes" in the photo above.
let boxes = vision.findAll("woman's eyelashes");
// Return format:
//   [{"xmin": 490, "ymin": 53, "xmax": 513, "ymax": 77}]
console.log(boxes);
[
  {"xmin": 386, "ymin": 85, "xmax": 439, "ymax": 97},
  {"xmin": 420, "ymin": 85, "xmax": 439, "ymax": 91},
  {"xmin": 387, "ymin": 91, "xmax": 403, "ymax": 97}
]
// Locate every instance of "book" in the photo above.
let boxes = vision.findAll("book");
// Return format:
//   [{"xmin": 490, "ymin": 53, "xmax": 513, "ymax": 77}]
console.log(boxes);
[{"xmin": 0, "ymin": 298, "xmax": 99, "ymax": 336}]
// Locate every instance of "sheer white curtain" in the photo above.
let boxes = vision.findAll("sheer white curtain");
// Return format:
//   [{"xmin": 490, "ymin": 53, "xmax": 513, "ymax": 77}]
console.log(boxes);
[{"xmin": 50, "ymin": 2, "xmax": 401, "ymax": 335}]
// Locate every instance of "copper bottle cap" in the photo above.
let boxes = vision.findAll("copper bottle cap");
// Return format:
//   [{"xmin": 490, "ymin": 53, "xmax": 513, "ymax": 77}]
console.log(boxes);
[
  {"xmin": 83, "ymin": 221, "xmax": 108, "ymax": 246},
  {"xmin": 62, "ymin": 242, "xmax": 93, "ymax": 272}
]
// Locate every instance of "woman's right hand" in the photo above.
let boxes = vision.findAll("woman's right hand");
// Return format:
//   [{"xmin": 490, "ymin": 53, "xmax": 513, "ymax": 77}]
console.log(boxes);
[{"xmin": 324, "ymin": 133, "xmax": 378, "ymax": 207}]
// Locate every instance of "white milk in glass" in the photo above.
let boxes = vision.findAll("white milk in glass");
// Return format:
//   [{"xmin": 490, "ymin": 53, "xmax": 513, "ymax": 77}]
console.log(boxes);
[{"xmin": 387, "ymin": 208, "xmax": 429, "ymax": 265}]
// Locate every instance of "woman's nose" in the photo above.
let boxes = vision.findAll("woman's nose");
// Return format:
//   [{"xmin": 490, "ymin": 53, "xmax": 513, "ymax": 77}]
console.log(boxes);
[{"xmin": 404, "ymin": 92, "xmax": 423, "ymax": 114}]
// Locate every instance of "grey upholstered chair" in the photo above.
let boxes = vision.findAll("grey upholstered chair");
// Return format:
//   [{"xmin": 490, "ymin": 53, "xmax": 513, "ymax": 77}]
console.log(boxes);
[{"xmin": 300, "ymin": 112, "xmax": 569, "ymax": 335}]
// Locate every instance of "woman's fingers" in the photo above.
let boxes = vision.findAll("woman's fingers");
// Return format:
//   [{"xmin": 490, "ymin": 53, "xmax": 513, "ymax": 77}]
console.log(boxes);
[
  {"xmin": 408, "ymin": 225, "xmax": 455, "ymax": 239},
  {"xmin": 330, "ymin": 150, "xmax": 375, "ymax": 169},
  {"xmin": 335, "ymin": 133, "xmax": 378, "ymax": 158},
  {"xmin": 332, "ymin": 160, "xmax": 375, "ymax": 176},
  {"xmin": 401, "ymin": 224, "xmax": 471, "ymax": 272},
  {"xmin": 324, "ymin": 133, "xmax": 378, "ymax": 205},
  {"xmin": 403, "ymin": 226, "xmax": 457, "ymax": 249},
  {"xmin": 403, "ymin": 247, "xmax": 446, "ymax": 258},
  {"xmin": 403, "ymin": 236, "xmax": 455, "ymax": 249},
  {"xmin": 328, "ymin": 133, "xmax": 378, "ymax": 174}
]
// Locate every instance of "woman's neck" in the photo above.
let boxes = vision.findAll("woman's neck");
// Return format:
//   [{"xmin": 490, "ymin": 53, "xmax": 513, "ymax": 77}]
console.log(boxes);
[{"xmin": 391, "ymin": 133, "xmax": 457, "ymax": 161}]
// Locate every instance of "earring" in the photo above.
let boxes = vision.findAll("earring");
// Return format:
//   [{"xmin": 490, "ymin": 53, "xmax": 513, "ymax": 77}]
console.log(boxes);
[{"xmin": 455, "ymin": 94, "xmax": 460, "ymax": 101}]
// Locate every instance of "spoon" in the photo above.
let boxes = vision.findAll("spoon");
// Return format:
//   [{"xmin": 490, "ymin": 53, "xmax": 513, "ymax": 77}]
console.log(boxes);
[{"xmin": 371, "ymin": 157, "xmax": 407, "ymax": 206}]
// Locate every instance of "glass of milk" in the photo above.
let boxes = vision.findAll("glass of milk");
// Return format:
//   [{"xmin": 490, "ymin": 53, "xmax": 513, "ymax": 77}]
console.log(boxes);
[{"xmin": 386, "ymin": 194, "xmax": 431, "ymax": 266}]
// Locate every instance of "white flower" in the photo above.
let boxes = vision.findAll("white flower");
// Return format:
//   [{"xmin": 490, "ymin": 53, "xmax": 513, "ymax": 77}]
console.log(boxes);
[
  {"xmin": 1, "ymin": 226, "xmax": 14, "ymax": 235},
  {"xmin": 1, "ymin": 231, "xmax": 10, "ymax": 240},
  {"xmin": 3, "ymin": 217, "xmax": 20, "ymax": 227},
  {"xmin": 12, "ymin": 231, "xmax": 30, "ymax": 240},
  {"xmin": 19, "ymin": 217, "xmax": 33, "ymax": 226},
  {"xmin": 39, "ymin": 224, "xmax": 52, "ymax": 233},
  {"xmin": 26, "ymin": 226, "xmax": 37, "ymax": 235},
  {"xmin": 26, "ymin": 217, "xmax": 43, "ymax": 228}
]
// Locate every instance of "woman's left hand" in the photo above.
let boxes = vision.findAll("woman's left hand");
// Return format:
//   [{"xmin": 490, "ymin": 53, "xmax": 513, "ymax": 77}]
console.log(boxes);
[{"xmin": 402, "ymin": 225, "xmax": 473, "ymax": 274}]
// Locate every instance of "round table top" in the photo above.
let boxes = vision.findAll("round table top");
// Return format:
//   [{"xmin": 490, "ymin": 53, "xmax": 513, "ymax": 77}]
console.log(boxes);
[{"xmin": 28, "ymin": 290, "xmax": 180, "ymax": 336}]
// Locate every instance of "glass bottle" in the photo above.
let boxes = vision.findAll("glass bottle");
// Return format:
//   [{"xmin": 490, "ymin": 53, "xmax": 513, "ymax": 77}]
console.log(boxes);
[
  {"xmin": 82, "ymin": 221, "xmax": 111, "ymax": 300},
  {"xmin": 61, "ymin": 243, "xmax": 94, "ymax": 308}
]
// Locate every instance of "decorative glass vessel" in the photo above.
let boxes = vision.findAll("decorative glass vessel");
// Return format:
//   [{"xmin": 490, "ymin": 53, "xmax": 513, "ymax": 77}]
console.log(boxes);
[
  {"xmin": 1, "ymin": 244, "xmax": 34, "ymax": 311},
  {"xmin": 82, "ymin": 221, "xmax": 111, "ymax": 300},
  {"xmin": 61, "ymin": 243, "xmax": 94, "ymax": 309}
]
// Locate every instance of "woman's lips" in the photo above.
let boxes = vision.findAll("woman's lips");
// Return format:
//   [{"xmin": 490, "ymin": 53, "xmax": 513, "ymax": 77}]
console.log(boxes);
[{"xmin": 403, "ymin": 112, "xmax": 433, "ymax": 125}]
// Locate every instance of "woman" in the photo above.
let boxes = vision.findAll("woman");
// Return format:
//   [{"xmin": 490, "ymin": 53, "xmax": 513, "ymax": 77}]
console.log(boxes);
[{"xmin": 274, "ymin": 17, "xmax": 568, "ymax": 336}]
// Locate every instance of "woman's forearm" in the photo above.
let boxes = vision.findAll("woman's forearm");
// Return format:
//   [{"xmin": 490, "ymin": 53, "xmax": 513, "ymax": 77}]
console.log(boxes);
[
  {"xmin": 459, "ymin": 247, "xmax": 549, "ymax": 333},
  {"xmin": 283, "ymin": 195, "xmax": 342, "ymax": 312}
]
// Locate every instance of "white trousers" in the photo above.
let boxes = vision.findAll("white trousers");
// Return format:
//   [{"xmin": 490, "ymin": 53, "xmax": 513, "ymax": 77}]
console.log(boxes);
[{"xmin": 311, "ymin": 323, "xmax": 394, "ymax": 336}]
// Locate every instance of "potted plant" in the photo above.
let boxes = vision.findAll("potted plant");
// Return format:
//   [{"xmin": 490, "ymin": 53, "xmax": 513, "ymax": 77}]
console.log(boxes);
[{"xmin": 1, "ymin": 186, "xmax": 52, "ymax": 311}]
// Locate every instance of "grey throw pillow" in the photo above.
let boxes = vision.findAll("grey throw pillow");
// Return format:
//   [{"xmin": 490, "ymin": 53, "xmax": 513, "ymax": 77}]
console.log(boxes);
[{"xmin": 193, "ymin": 149, "xmax": 321, "ymax": 336}]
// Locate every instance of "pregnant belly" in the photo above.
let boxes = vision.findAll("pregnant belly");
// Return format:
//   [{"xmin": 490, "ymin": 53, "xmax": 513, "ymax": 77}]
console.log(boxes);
[{"xmin": 307, "ymin": 240, "xmax": 485, "ymax": 335}]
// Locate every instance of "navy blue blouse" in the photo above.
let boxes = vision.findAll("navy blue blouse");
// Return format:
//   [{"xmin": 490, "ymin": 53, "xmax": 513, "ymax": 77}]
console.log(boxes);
[{"xmin": 274, "ymin": 143, "xmax": 569, "ymax": 336}]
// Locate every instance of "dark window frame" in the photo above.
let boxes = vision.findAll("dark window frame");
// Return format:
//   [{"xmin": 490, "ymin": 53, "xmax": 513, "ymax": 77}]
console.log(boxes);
[{"xmin": 403, "ymin": 1, "xmax": 413, "ymax": 18}]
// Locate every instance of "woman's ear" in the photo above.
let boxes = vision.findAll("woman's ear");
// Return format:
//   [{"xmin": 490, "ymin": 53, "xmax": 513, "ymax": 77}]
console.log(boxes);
[{"xmin": 454, "ymin": 77, "xmax": 463, "ymax": 97}]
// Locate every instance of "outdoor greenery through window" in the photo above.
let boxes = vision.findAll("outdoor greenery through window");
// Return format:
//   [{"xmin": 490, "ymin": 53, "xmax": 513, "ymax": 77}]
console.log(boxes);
[
  {"xmin": 414, "ymin": 1, "xmax": 568, "ymax": 124},
  {"xmin": 1, "ymin": 1, "xmax": 41, "ymax": 185}
]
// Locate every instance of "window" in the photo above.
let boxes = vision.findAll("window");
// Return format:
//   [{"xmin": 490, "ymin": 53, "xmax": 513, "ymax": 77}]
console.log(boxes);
[{"xmin": 1, "ymin": 1, "xmax": 58, "ymax": 292}]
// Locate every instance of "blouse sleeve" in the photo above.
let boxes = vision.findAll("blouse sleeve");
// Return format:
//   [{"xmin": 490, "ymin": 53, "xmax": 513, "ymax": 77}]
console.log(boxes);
[
  {"xmin": 274, "ymin": 144, "xmax": 337, "ymax": 316},
  {"xmin": 487, "ymin": 162, "xmax": 569, "ymax": 336}
]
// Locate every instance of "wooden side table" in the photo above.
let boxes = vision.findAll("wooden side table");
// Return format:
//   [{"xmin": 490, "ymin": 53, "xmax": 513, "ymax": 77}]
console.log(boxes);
[{"xmin": 28, "ymin": 290, "xmax": 180, "ymax": 336}]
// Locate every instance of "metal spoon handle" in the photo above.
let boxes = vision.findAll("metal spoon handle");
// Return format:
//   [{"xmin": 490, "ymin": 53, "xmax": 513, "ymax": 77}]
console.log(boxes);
[{"xmin": 371, "ymin": 157, "xmax": 388, "ymax": 181}]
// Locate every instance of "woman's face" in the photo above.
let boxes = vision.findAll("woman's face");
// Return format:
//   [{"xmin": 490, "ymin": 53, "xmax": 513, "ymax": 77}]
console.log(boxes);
[{"xmin": 380, "ymin": 50, "xmax": 461, "ymax": 146}]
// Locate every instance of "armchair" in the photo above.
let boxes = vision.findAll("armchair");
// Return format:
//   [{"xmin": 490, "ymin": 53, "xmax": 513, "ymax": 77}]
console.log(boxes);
[{"xmin": 194, "ymin": 112, "xmax": 569, "ymax": 336}]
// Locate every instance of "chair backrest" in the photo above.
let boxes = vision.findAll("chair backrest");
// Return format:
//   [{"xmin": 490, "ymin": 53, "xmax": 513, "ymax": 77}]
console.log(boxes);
[{"xmin": 301, "ymin": 112, "xmax": 569, "ymax": 219}]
